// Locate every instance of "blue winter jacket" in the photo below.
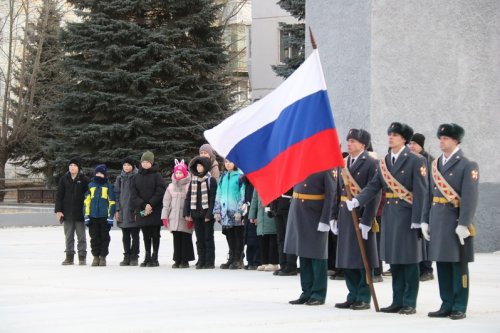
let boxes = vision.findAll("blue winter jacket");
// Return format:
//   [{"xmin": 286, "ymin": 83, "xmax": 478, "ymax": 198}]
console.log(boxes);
[
  {"xmin": 83, "ymin": 177, "xmax": 116, "ymax": 219},
  {"xmin": 213, "ymin": 170, "xmax": 245, "ymax": 227}
]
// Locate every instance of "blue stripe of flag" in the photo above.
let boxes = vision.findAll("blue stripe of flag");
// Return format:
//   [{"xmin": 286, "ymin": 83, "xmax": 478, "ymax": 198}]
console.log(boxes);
[{"xmin": 226, "ymin": 90, "xmax": 335, "ymax": 174}]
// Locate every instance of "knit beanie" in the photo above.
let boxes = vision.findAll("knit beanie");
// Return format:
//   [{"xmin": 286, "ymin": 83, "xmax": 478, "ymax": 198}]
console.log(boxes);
[
  {"xmin": 123, "ymin": 156, "xmax": 136, "ymax": 168},
  {"xmin": 69, "ymin": 157, "xmax": 81, "ymax": 171},
  {"xmin": 141, "ymin": 151, "xmax": 154, "ymax": 164},
  {"xmin": 94, "ymin": 164, "xmax": 108, "ymax": 177},
  {"xmin": 199, "ymin": 144, "xmax": 214, "ymax": 159},
  {"xmin": 173, "ymin": 159, "xmax": 188, "ymax": 179},
  {"xmin": 411, "ymin": 133, "xmax": 425, "ymax": 149}
]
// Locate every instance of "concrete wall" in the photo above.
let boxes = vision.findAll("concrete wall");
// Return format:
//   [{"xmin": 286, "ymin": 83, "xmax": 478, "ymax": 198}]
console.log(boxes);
[
  {"xmin": 250, "ymin": 0, "xmax": 298, "ymax": 100},
  {"xmin": 307, "ymin": 0, "xmax": 500, "ymax": 252}
]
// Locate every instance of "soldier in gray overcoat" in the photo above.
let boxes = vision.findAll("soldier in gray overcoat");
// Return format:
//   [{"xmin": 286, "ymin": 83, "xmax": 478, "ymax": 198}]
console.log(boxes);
[
  {"xmin": 285, "ymin": 170, "xmax": 335, "ymax": 306},
  {"xmin": 332, "ymin": 129, "xmax": 380, "ymax": 311},
  {"xmin": 421, "ymin": 124, "xmax": 479, "ymax": 320},
  {"xmin": 347, "ymin": 122, "xmax": 428, "ymax": 315}
]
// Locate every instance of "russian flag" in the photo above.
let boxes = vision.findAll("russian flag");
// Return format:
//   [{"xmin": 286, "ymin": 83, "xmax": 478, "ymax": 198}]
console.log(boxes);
[{"xmin": 204, "ymin": 49, "xmax": 344, "ymax": 205}]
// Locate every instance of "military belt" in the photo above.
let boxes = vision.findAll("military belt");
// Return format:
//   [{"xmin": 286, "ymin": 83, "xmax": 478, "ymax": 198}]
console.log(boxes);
[
  {"xmin": 293, "ymin": 192, "xmax": 325, "ymax": 200},
  {"xmin": 385, "ymin": 192, "xmax": 399, "ymax": 199},
  {"xmin": 433, "ymin": 196, "xmax": 460, "ymax": 207},
  {"xmin": 340, "ymin": 196, "xmax": 349, "ymax": 202}
]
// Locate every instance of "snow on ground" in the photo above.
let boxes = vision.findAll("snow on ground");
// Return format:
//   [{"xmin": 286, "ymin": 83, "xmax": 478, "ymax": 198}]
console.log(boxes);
[{"xmin": 0, "ymin": 226, "xmax": 499, "ymax": 333}]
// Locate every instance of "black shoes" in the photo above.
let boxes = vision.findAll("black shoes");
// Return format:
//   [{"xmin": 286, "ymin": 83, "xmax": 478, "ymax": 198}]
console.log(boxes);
[
  {"xmin": 305, "ymin": 299, "xmax": 325, "ymax": 306},
  {"xmin": 244, "ymin": 265, "xmax": 258, "ymax": 270},
  {"xmin": 380, "ymin": 304, "xmax": 403, "ymax": 313},
  {"xmin": 289, "ymin": 298, "xmax": 308, "ymax": 305},
  {"xmin": 179, "ymin": 262, "xmax": 189, "ymax": 268},
  {"xmin": 278, "ymin": 268, "xmax": 298, "ymax": 276},
  {"xmin": 172, "ymin": 262, "xmax": 180, "ymax": 269},
  {"xmin": 129, "ymin": 257, "xmax": 139, "ymax": 266},
  {"xmin": 98, "ymin": 256, "xmax": 107, "ymax": 267},
  {"xmin": 350, "ymin": 301, "xmax": 370, "ymax": 310},
  {"xmin": 78, "ymin": 255, "xmax": 86, "ymax": 266},
  {"xmin": 450, "ymin": 311, "xmax": 466, "ymax": 320},
  {"xmin": 419, "ymin": 272, "xmax": 434, "ymax": 282},
  {"xmin": 428, "ymin": 309, "xmax": 452, "ymax": 318},
  {"xmin": 335, "ymin": 300, "xmax": 354, "ymax": 309},
  {"xmin": 119, "ymin": 256, "xmax": 130, "ymax": 266},
  {"xmin": 398, "ymin": 306, "xmax": 416, "ymax": 315}
]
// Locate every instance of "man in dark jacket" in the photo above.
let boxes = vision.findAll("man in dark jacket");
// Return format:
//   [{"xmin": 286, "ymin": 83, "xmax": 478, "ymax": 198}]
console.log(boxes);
[{"xmin": 55, "ymin": 158, "xmax": 89, "ymax": 265}]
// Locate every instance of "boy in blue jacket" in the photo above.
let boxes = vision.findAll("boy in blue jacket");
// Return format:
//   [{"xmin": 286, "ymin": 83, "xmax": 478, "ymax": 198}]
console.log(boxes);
[{"xmin": 84, "ymin": 164, "xmax": 116, "ymax": 266}]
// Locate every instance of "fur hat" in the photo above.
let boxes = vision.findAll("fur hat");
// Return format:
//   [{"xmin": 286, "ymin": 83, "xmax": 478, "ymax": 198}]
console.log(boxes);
[
  {"xmin": 69, "ymin": 157, "xmax": 81, "ymax": 171},
  {"xmin": 123, "ymin": 156, "xmax": 136, "ymax": 168},
  {"xmin": 173, "ymin": 159, "xmax": 188, "ymax": 179},
  {"xmin": 437, "ymin": 123, "xmax": 465, "ymax": 143},
  {"xmin": 411, "ymin": 133, "xmax": 425, "ymax": 148},
  {"xmin": 94, "ymin": 164, "xmax": 107, "ymax": 177},
  {"xmin": 141, "ymin": 151, "xmax": 154, "ymax": 164},
  {"xmin": 387, "ymin": 122, "xmax": 414, "ymax": 143},
  {"xmin": 189, "ymin": 156, "xmax": 212, "ymax": 177},
  {"xmin": 346, "ymin": 129, "xmax": 371, "ymax": 147},
  {"xmin": 199, "ymin": 144, "xmax": 215, "ymax": 159}
]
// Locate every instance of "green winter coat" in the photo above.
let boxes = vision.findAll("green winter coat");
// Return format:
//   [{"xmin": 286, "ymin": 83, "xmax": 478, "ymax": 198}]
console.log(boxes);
[{"xmin": 248, "ymin": 191, "xmax": 276, "ymax": 236}]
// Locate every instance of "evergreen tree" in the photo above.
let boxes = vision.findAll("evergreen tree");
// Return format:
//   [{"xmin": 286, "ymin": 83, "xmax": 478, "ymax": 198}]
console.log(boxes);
[
  {"xmin": 272, "ymin": 0, "xmax": 305, "ymax": 79},
  {"xmin": 10, "ymin": 0, "xmax": 64, "ymax": 184},
  {"xmin": 50, "ymin": 0, "xmax": 230, "ymax": 177}
]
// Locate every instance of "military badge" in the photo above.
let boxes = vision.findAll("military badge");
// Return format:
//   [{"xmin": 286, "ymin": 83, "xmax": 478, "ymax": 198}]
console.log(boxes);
[
  {"xmin": 420, "ymin": 165, "xmax": 427, "ymax": 177},
  {"xmin": 471, "ymin": 170, "xmax": 479, "ymax": 181},
  {"xmin": 332, "ymin": 169, "xmax": 338, "ymax": 180}
]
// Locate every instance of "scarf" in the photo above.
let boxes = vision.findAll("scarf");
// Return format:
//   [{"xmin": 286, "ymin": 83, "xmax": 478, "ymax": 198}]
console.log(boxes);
[{"xmin": 190, "ymin": 175, "xmax": 209, "ymax": 210}]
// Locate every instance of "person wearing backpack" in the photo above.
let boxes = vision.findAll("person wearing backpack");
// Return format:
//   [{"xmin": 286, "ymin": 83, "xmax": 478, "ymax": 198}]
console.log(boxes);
[{"xmin": 184, "ymin": 156, "xmax": 217, "ymax": 269}]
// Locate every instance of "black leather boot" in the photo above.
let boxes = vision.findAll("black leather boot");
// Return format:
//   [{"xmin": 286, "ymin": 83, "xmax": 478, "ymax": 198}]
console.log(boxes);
[
  {"xmin": 140, "ymin": 252, "xmax": 151, "ymax": 267},
  {"xmin": 61, "ymin": 253, "xmax": 74, "ymax": 265}
]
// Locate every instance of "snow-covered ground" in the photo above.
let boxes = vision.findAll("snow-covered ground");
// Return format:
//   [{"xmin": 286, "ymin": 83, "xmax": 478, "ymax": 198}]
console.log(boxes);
[{"xmin": 0, "ymin": 226, "xmax": 499, "ymax": 333}]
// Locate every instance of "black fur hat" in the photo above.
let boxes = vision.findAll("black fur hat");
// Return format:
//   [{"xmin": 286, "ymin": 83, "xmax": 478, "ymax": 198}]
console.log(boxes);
[
  {"xmin": 346, "ymin": 129, "xmax": 371, "ymax": 147},
  {"xmin": 437, "ymin": 123, "xmax": 465, "ymax": 143},
  {"xmin": 411, "ymin": 133, "xmax": 425, "ymax": 148},
  {"xmin": 387, "ymin": 122, "xmax": 414, "ymax": 143}
]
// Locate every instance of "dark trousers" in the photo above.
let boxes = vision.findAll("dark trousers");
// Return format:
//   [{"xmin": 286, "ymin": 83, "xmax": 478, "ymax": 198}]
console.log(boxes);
[
  {"xmin": 225, "ymin": 226, "xmax": 244, "ymax": 262},
  {"xmin": 121, "ymin": 227, "xmax": 140, "ymax": 258},
  {"xmin": 275, "ymin": 214, "xmax": 297, "ymax": 270},
  {"xmin": 436, "ymin": 262, "xmax": 469, "ymax": 312},
  {"xmin": 299, "ymin": 257, "xmax": 328, "ymax": 302},
  {"xmin": 374, "ymin": 217, "xmax": 383, "ymax": 276},
  {"xmin": 390, "ymin": 263, "xmax": 420, "ymax": 307},
  {"xmin": 172, "ymin": 231, "xmax": 195, "ymax": 263},
  {"xmin": 258, "ymin": 234, "xmax": 278, "ymax": 265},
  {"xmin": 63, "ymin": 220, "xmax": 87, "ymax": 256},
  {"xmin": 88, "ymin": 218, "xmax": 111, "ymax": 257},
  {"xmin": 141, "ymin": 226, "xmax": 161, "ymax": 255},
  {"xmin": 244, "ymin": 218, "xmax": 261, "ymax": 266},
  {"xmin": 344, "ymin": 268, "xmax": 372, "ymax": 303},
  {"xmin": 193, "ymin": 218, "xmax": 215, "ymax": 266},
  {"xmin": 328, "ymin": 232, "xmax": 338, "ymax": 271}
]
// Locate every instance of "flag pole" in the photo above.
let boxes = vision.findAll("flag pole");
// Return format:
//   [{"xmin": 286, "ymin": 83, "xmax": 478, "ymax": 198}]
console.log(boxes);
[
  {"xmin": 309, "ymin": 27, "xmax": 317, "ymax": 50},
  {"xmin": 343, "ymin": 181, "xmax": 380, "ymax": 312}
]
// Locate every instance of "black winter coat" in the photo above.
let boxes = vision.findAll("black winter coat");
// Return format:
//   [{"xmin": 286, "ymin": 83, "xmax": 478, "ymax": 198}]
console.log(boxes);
[
  {"xmin": 183, "ymin": 156, "xmax": 217, "ymax": 220},
  {"xmin": 54, "ymin": 172, "xmax": 89, "ymax": 222},
  {"xmin": 130, "ymin": 164, "xmax": 166, "ymax": 227}
]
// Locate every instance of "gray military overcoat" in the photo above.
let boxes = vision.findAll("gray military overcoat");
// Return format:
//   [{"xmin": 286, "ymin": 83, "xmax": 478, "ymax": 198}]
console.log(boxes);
[
  {"xmin": 422, "ymin": 149, "xmax": 478, "ymax": 262},
  {"xmin": 332, "ymin": 151, "xmax": 380, "ymax": 269},
  {"xmin": 356, "ymin": 146, "xmax": 428, "ymax": 264},
  {"xmin": 284, "ymin": 171, "xmax": 335, "ymax": 260}
]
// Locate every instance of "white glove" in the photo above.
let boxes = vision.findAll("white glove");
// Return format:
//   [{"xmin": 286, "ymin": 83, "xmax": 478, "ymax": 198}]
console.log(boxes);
[
  {"xmin": 317, "ymin": 222, "xmax": 330, "ymax": 232},
  {"xmin": 455, "ymin": 225, "xmax": 471, "ymax": 245},
  {"xmin": 421, "ymin": 223, "xmax": 430, "ymax": 241},
  {"xmin": 329, "ymin": 219, "xmax": 338, "ymax": 235},
  {"xmin": 359, "ymin": 224, "xmax": 371, "ymax": 240},
  {"xmin": 410, "ymin": 223, "xmax": 421, "ymax": 229},
  {"xmin": 346, "ymin": 199, "xmax": 359, "ymax": 211}
]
